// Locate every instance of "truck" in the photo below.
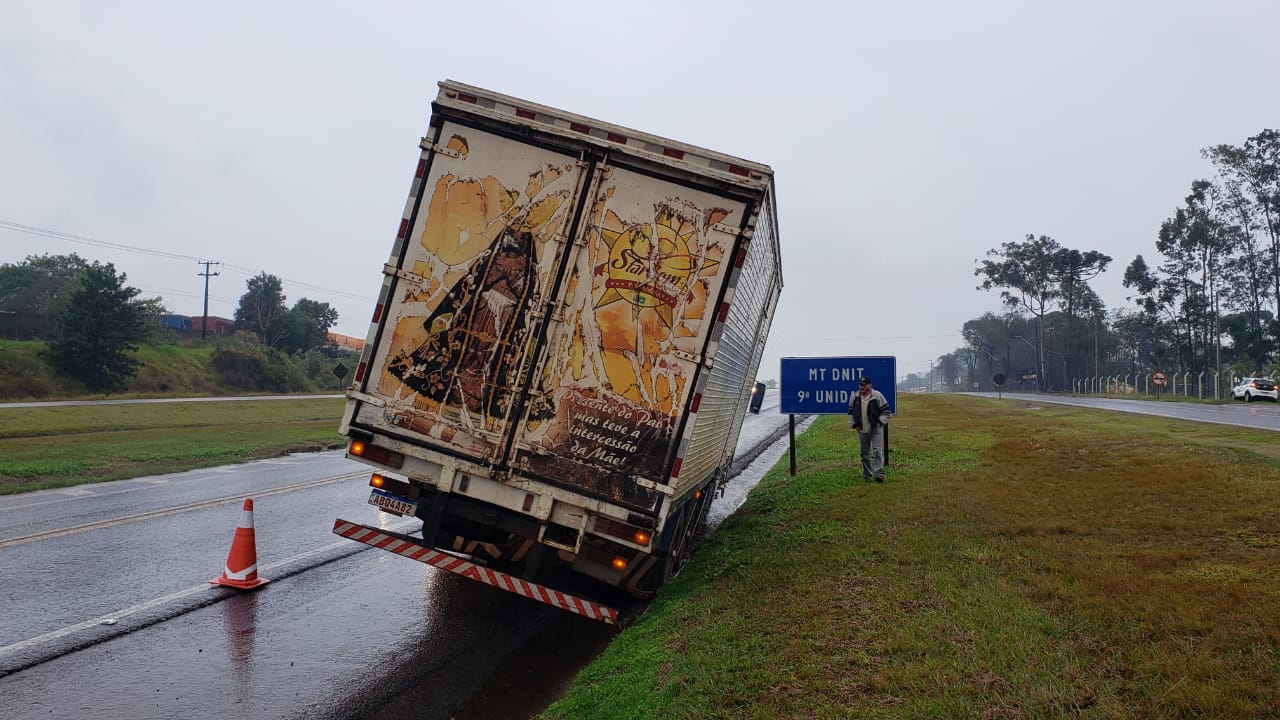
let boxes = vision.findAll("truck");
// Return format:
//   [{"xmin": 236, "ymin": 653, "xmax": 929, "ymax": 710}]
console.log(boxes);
[{"xmin": 334, "ymin": 80, "xmax": 782, "ymax": 623}]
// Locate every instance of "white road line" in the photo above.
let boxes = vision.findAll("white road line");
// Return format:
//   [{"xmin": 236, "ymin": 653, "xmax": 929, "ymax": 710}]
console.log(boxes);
[
  {"xmin": 3, "ymin": 474, "xmax": 222, "ymax": 511},
  {"xmin": 0, "ymin": 584, "xmax": 214, "ymax": 658},
  {"xmin": 0, "ymin": 451, "xmax": 353, "ymax": 513},
  {"xmin": 0, "ymin": 472, "xmax": 368, "ymax": 549},
  {"xmin": 0, "ymin": 519, "xmax": 419, "ymax": 660}
]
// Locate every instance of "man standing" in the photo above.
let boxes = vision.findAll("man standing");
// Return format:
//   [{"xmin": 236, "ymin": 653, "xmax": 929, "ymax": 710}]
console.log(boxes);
[{"xmin": 848, "ymin": 376, "xmax": 891, "ymax": 482}]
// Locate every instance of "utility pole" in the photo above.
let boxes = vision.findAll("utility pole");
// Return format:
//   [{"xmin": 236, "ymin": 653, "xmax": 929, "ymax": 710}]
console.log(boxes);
[
  {"xmin": 198, "ymin": 260, "xmax": 221, "ymax": 340},
  {"xmin": 929, "ymin": 360, "xmax": 934, "ymax": 392},
  {"xmin": 1094, "ymin": 318, "xmax": 1099, "ymax": 393}
]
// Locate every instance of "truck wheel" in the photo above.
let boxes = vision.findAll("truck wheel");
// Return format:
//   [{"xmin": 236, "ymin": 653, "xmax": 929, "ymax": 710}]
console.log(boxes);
[
  {"xmin": 661, "ymin": 485, "xmax": 713, "ymax": 583},
  {"xmin": 522, "ymin": 542, "xmax": 555, "ymax": 583}
]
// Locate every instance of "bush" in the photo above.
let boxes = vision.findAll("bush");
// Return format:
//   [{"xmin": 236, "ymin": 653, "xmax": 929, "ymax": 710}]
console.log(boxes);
[
  {"xmin": 130, "ymin": 343, "xmax": 219, "ymax": 395},
  {"xmin": 0, "ymin": 340, "xmax": 86, "ymax": 400},
  {"xmin": 211, "ymin": 341, "xmax": 290, "ymax": 392}
]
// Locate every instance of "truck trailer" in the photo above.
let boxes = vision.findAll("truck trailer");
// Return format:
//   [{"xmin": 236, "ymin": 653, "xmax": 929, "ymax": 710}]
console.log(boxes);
[{"xmin": 334, "ymin": 80, "xmax": 782, "ymax": 622}]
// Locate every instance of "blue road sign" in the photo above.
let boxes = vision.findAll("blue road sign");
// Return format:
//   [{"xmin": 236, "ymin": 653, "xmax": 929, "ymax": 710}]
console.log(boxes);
[{"xmin": 779, "ymin": 356, "xmax": 897, "ymax": 414}]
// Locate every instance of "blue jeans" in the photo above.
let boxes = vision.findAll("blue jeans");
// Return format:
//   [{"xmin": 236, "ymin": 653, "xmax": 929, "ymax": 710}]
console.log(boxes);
[{"xmin": 858, "ymin": 427, "xmax": 884, "ymax": 481}]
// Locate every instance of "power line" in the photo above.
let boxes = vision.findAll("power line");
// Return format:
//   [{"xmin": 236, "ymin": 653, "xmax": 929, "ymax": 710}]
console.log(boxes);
[
  {"xmin": 0, "ymin": 218, "xmax": 377, "ymax": 303},
  {"xmin": 0, "ymin": 219, "xmax": 204, "ymax": 262},
  {"xmin": 220, "ymin": 260, "xmax": 373, "ymax": 299}
]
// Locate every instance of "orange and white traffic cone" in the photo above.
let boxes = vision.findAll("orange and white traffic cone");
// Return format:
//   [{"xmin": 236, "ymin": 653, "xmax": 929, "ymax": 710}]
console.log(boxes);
[{"xmin": 210, "ymin": 498, "xmax": 270, "ymax": 590}]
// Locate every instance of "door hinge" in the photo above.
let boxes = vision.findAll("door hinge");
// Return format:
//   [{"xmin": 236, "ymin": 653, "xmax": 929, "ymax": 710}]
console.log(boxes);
[{"xmin": 420, "ymin": 140, "xmax": 462, "ymax": 159}]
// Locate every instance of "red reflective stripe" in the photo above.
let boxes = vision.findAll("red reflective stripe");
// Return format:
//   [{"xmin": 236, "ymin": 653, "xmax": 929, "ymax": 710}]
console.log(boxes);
[
  {"xmin": 457, "ymin": 92, "xmax": 478, "ymax": 104},
  {"xmin": 670, "ymin": 457, "xmax": 683, "ymax": 478},
  {"xmin": 569, "ymin": 122, "xmax": 589, "ymax": 134},
  {"xmin": 690, "ymin": 393, "xmax": 702, "ymax": 413},
  {"xmin": 355, "ymin": 361, "xmax": 367, "ymax": 383},
  {"xmin": 397, "ymin": 217, "xmax": 409, "ymax": 239},
  {"xmin": 663, "ymin": 148, "xmax": 685, "ymax": 160},
  {"xmin": 415, "ymin": 158, "xmax": 427, "ymax": 178},
  {"xmin": 728, "ymin": 164, "xmax": 750, "ymax": 177},
  {"xmin": 372, "ymin": 303, "xmax": 383, "ymax": 324},
  {"xmin": 735, "ymin": 246, "xmax": 747, "ymax": 267},
  {"xmin": 606, "ymin": 132, "xmax": 627, "ymax": 144},
  {"xmin": 333, "ymin": 519, "xmax": 619, "ymax": 623},
  {"xmin": 516, "ymin": 108, "xmax": 535, "ymax": 120},
  {"xmin": 718, "ymin": 302, "xmax": 730, "ymax": 322}
]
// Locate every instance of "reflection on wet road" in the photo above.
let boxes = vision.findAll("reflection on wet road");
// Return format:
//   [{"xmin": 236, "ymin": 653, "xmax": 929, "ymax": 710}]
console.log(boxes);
[{"xmin": 0, "ymin": 391, "xmax": 793, "ymax": 720}]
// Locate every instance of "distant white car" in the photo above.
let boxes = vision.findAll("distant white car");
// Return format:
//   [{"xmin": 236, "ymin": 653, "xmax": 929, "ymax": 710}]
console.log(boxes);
[{"xmin": 1232, "ymin": 377, "xmax": 1278, "ymax": 402}]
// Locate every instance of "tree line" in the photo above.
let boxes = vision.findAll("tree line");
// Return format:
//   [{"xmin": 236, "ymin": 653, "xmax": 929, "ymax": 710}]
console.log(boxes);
[
  {"xmin": 0, "ymin": 253, "xmax": 344, "ymax": 391},
  {"xmin": 922, "ymin": 129, "xmax": 1279, "ymax": 394}
]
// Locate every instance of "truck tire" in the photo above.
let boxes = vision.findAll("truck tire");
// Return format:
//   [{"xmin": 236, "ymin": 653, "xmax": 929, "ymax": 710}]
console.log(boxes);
[
  {"xmin": 660, "ymin": 482, "xmax": 714, "ymax": 583},
  {"xmin": 522, "ymin": 542, "xmax": 556, "ymax": 583}
]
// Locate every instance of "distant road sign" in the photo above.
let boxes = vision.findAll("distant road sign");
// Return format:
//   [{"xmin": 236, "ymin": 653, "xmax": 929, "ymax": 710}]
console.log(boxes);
[
  {"xmin": 779, "ymin": 356, "xmax": 897, "ymax": 414},
  {"xmin": 1152, "ymin": 371, "xmax": 1167, "ymax": 386}
]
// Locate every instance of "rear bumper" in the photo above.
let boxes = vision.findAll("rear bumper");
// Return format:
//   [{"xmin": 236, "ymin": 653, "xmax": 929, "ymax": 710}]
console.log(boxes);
[{"xmin": 333, "ymin": 518, "xmax": 619, "ymax": 623}]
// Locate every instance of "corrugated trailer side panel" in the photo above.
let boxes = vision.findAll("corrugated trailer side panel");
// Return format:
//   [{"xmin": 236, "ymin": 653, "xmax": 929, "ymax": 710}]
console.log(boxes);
[{"xmin": 671, "ymin": 188, "xmax": 782, "ymax": 498}]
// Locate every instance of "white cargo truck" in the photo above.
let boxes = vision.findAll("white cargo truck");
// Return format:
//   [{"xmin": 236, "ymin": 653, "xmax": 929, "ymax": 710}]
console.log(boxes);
[{"xmin": 334, "ymin": 80, "xmax": 782, "ymax": 622}]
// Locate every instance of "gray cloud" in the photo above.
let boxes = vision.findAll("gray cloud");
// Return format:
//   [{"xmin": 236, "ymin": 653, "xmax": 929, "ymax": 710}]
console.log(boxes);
[{"xmin": 3, "ymin": 0, "xmax": 1278, "ymax": 381}]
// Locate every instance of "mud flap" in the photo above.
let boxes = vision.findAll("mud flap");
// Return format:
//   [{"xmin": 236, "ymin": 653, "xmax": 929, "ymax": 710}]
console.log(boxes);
[{"xmin": 332, "ymin": 518, "xmax": 619, "ymax": 624}]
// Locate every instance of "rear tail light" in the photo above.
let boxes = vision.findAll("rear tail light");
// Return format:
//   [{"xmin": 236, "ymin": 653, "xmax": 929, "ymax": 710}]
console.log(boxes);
[
  {"xmin": 368, "ymin": 472, "xmax": 412, "ymax": 495},
  {"xmin": 349, "ymin": 440, "xmax": 405, "ymax": 469},
  {"xmin": 611, "ymin": 557, "xmax": 628, "ymax": 571},
  {"xmin": 595, "ymin": 517, "xmax": 652, "ymax": 547}
]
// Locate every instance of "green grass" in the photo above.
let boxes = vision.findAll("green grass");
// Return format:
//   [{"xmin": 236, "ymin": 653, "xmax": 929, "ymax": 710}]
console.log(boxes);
[
  {"xmin": 0, "ymin": 338, "xmax": 86, "ymax": 399},
  {"xmin": 0, "ymin": 338, "xmax": 356, "ymax": 401},
  {"xmin": 0, "ymin": 398, "xmax": 347, "ymax": 493},
  {"xmin": 544, "ymin": 394, "xmax": 1280, "ymax": 719}
]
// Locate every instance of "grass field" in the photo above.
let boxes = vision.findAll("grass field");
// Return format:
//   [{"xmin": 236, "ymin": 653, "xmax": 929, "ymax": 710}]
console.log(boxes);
[
  {"xmin": 544, "ymin": 394, "xmax": 1280, "ymax": 719},
  {"xmin": 0, "ymin": 398, "xmax": 347, "ymax": 494}
]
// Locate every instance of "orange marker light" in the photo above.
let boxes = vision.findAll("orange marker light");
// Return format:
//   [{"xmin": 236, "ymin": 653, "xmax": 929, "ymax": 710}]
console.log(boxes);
[
  {"xmin": 611, "ymin": 557, "xmax": 628, "ymax": 571},
  {"xmin": 351, "ymin": 441, "xmax": 365, "ymax": 456},
  {"xmin": 370, "ymin": 474, "xmax": 385, "ymax": 488},
  {"xmin": 633, "ymin": 531, "xmax": 650, "ymax": 545}
]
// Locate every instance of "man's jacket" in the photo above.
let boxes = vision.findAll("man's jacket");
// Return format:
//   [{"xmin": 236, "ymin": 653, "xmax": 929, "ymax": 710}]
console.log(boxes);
[{"xmin": 848, "ymin": 389, "xmax": 891, "ymax": 431}]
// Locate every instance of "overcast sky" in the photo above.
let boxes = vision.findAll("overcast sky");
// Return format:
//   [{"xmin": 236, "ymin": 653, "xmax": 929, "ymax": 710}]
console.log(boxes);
[{"xmin": 3, "ymin": 1, "xmax": 1278, "ymax": 380}]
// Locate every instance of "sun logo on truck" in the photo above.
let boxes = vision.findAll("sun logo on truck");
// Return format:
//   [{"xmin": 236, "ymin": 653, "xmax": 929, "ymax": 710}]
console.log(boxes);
[{"xmin": 594, "ymin": 206, "xmax": 717, "ymax": 328}]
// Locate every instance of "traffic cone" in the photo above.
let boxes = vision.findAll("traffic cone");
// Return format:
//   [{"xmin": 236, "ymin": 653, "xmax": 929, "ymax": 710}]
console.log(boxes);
[{"xmin": 210, "ymin": 498, "xmax": 270, "ymax": 590}]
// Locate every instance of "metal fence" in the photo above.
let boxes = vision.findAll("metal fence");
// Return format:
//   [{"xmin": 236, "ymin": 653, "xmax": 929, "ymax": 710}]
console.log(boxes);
[{"xmin": 1069, "ymin": 372, "xmax": 1241, "ymax": 400}]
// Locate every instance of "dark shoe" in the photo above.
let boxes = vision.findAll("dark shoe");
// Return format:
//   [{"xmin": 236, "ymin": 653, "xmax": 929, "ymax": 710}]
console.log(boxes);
[{"xmin": 873, "ymin": 476, "xmax": 884, "ymax": 483}]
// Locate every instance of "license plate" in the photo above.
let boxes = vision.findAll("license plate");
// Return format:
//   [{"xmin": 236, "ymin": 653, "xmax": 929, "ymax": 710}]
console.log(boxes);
[{"xmin": 368, "ymin": 488, "xmax": 417, "ymax": 517}]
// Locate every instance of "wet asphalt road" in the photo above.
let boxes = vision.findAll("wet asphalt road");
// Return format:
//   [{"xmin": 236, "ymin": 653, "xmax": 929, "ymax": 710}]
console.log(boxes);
[
  {"xmin": 974, "ymin": 391, "xmax": 1280, "ymax": 431},
  {"xmin": 0, "ymin": 391, "xmax": 791, "ymax": 720}
]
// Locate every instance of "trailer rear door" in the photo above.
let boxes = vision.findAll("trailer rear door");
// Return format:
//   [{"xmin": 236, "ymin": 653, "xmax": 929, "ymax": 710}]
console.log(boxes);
[
  {"xmin": 352, "ymin": 122, "xmax": 589, "ymax": 465},
  {"xmin": 508, "ymin": 163, "xmax": 748, "ymax": 509}
]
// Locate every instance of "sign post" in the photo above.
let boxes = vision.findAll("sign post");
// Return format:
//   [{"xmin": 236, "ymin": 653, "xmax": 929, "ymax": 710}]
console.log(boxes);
[
  {"xmin": 779, "ymin": 356, "xmax": 897, "ymax": 477},
  {"xmin": 1152, "ymin": 371, "xmax": 1167, "ymax": 399}
]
